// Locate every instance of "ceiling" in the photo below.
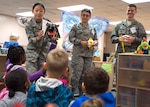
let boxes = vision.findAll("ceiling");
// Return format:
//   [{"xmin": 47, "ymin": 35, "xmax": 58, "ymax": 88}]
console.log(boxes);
[{"xmin": 0, "ymin": 0, "xmax": 150, "ymax": 32}]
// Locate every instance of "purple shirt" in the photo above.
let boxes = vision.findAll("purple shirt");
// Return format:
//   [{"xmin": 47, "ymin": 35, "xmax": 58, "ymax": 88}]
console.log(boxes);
[{"xmin": 5, "ymin": 60, "xmax": 44, "ymax": 82}]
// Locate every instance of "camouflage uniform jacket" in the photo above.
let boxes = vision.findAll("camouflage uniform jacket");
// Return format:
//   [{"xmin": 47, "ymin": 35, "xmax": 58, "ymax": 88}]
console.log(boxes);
[
  {"xmin": 69, "ymin": 23, "xmax": 98, "ymax": 57},
  {"xmin": 25, "ymin": 18, "xmax": 50, "ymax": 50},
  {"xmin": 111, "ymin": 19, "xmax": 147, "ymax": 56},
  {"xmin": 25, "ymin": 18, "xmax": 50, "ymax": 64}
]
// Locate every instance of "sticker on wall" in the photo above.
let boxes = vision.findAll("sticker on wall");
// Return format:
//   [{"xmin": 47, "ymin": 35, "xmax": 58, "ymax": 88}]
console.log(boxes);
[
  {"xmin": 89, "ymin": 16, "xmax": 109, "ymax": 37},
  {"xmin": 61, "ymin": 11, "xmax": 80, "ymax": 33},
  {"xmin": 61, "ymin": 11, "xmax": 80, "ymax": 51}
]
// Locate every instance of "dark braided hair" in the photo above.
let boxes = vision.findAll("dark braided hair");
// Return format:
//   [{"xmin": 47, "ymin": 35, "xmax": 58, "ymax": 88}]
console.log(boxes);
[
  {"xmin": 5, "ymin": 69, "xmax": 28, "ymax": 98},
  {"xmin": 7, "ymin": 46, "xmax": 25, "ymax": 65}
]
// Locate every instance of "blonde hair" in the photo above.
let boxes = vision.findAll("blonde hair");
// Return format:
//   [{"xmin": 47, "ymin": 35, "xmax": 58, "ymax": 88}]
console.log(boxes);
[
  {"xmin": 46, "ymin": 48, "xmax": 68, "ymax": 75},
  {"xmin": 45, "ymin": 103, "xmax": 58, "ymax": 107},
  {"xmin": 81, "ymin": 98, "xmax": 104, "ymax": 107},
  {"xmin": 60, "ymin": 67, "xmax": 71, "ymax": 86}
]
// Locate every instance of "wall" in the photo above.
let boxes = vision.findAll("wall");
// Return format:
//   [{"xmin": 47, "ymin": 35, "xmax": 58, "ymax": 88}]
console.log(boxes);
[
  {"xmin": 147, "ymin": 34, "xmax": 150, "ymax": 41},
  {"xmin": 98, "ymin": 33, "xmax": 104, "ymax": 61},
  {"xmin": 0, "ymin": 14, "xmax": 65, "ymax": 47},
  {"xmin": 0, "ymin": 14, "xmax": 28, "ymax": 46},
  {"xmin": 104, "ymin": 32, "xmax": 116, "ymax": 54}
]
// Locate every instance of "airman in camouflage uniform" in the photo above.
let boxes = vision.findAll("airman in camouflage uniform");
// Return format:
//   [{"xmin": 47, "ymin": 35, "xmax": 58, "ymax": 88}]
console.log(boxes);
[
  {"xmin": 111, "ymin": 19, "xmax": 146, "ymax": 56},
  {"xmin": 25, "ymin": 18, "xmax": 50, "ymax": 73},
  {"xmin": 111, "ymin": 4, "xmax": 146, "ymax": 86},
  {"xmin": 25, "ymin": 3, "xmax": 50, "ymax": 73},
  {"xmin": 69, "ymin": 9, "xmax": 98, "ymax": 95}
]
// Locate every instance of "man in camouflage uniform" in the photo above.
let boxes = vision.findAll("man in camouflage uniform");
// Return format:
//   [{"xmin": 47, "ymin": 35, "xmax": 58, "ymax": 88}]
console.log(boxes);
[
  {"xmin": 111, "ymin": 4, "xmax": 147, "ymax": 86},
  {"xmin": 69, "ymin": 9, "xmax": 98, "ymax": 95}
]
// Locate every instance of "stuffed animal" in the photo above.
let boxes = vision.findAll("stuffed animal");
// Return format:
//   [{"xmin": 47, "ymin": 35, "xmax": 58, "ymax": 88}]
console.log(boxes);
[
  {"xmin": 87, "ymin": 38, "xmax": 94, "ymax": 50},
  {"xmin": 136, "ymin": 37, "xmax": 150, "ymax": 54}
]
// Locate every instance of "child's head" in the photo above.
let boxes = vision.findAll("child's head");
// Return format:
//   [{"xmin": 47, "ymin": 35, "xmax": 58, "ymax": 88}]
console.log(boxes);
[
  {"xmin": 81, "ymin": 98, "xmax": 104, "ymax": 107},
  {"xmin": 32, "ymin": 3, "xmax": 45, "ymax": 21},
  {"xmin": 82, "ymin": 67, "xmax": 109, "ymax": 95},
  {"xmin": 5, "ymin": 69, "xmax": 30, "ymax": 98},
  {"xmin": 46, "ymin": 48, "xmax": 68, "ymax": 77},
  {"xmin": 7, "ymin": 46, "xmax": 26, "ymax": 65}
]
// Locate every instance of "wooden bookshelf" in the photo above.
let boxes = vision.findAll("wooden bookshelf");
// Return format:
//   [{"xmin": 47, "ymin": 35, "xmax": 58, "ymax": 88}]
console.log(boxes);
[{"xmin": 117, "ymin": 53, "xmax": 150, "ymax": 107}]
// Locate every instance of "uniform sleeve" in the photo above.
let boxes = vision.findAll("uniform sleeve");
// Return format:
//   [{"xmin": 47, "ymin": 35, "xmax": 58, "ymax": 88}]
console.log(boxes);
[
  {"xmin": 25, "ymin": 23, "xmax": 38, "ymax": 44},
  {"xmin": 69, "ymin": 24, "xmax": 81, "ymax": 45},
  {"xmin": 133, "ymin": 22, "xmax": 147, "ymax": 44},
  {"xmin": 111, "ymin": 24, "xmax": 120, "ymax": 44}
]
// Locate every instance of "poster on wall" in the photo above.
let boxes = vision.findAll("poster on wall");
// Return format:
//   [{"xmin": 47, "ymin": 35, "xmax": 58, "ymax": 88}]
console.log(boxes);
[
  {"xmin": 61, "ymin": 11, "xmax": 80, "ymax": 51},
  {"xmin": 61, "ymin": 11, "xmax": 109, "ymax": 56}
]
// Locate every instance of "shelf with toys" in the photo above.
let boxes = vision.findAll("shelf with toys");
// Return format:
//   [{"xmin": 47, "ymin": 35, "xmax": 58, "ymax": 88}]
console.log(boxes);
[{"xmin": 117, "ymin": 53, "xmax": 150, "ymax": 107}]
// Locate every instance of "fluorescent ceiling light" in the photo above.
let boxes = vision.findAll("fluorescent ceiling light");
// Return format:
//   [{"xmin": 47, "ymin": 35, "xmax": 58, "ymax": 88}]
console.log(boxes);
[
  {"xmin": 16, "ymin": 11, "xmax": 34, "ymax": 17},
  {"xmin": 57, "ymin": 4, "xmax": 93, "ymax": 12},
  {"xmin": 146, "ymin": 31, "xmax": 150, "ymax": 34},
  {"xmin": 121, "ymin": 0, "xmax": 150, "ymax": 4},
  {"xmin": 109, "ymin": 21, "xmax": 121, "ymax": 25}
]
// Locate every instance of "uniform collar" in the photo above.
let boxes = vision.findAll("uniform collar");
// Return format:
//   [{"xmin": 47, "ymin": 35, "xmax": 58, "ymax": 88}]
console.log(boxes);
[{"xmin": 79, "ymin": 22, "xmax": 89, "ymax": 28}]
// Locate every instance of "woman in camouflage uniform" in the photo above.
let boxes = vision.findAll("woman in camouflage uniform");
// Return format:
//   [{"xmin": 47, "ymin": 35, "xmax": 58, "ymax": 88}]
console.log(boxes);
[
  {"xmin": 25, "ymin": 3, "xmax": 50, "ymax": 73},
  {"xmin": 69, "ymin": 9, "xmax": 98, "ymax": 95}
]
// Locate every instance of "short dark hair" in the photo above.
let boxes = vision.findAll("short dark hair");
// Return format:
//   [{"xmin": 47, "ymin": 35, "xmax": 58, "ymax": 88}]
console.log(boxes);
[
  {"xmin": 83, "ymin": 67, "xmax": 109, "ymax": 95},
  {"xmin": 81, "ymin": 8, "xmax": 91, "ymax": 15},
  {"xmin": 7, "ymin": 46, "xmax": 25, "ymax": 65},
  {"xmin": 128, "ymin": 4, "xmax": 137, "ymax": 10},
  {"xmin": 5, "ymin": 69, "xmax": 28, "ymax": 98},
  {"xmin": 32, "ymin": 2, "xmax": 45, "ymax": 11}
]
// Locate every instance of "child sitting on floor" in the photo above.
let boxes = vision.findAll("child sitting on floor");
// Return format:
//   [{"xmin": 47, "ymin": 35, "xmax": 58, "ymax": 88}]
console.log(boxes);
[
  {"xmin": 0, "ymin": 69, "xmax": 31, "ymax": 107},
  {"xmin": 70, "ymin": 67, "xmax": 116, "ymax": 107},
  {"xmin": 26, "ymin": 48, "xmax": 73, "ymax": 107},
  {"xmin": 0, "ymin": 45, "xmax": 46, "ymax": 99}
]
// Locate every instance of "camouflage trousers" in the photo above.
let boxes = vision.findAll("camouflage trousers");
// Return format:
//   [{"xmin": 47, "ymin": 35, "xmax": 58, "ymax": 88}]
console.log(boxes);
[
  {"xmin": 70, "ymin": 55, "xmax": 93, "ymax": 95},
  {"xmin": 25, "ymin": 49, "xmax": 47, "ymax": 73}
]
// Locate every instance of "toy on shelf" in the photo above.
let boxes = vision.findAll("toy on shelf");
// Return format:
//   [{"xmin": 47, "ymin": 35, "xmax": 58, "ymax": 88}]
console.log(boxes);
[
  {"xmin": 136, "ymin": 37, "xmax": 150, "ymax": 54},
  {"xmin": 87, "ymin": 38, "xmax": 94, "ymax": 50},
  {"xmin": 139, "ymin": 80, "xmax": 150, "ymax": 88}
]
